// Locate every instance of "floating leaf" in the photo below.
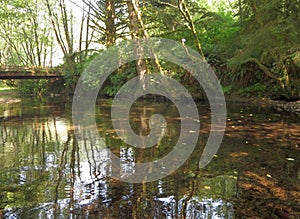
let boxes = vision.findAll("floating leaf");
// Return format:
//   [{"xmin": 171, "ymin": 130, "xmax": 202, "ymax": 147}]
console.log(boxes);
[{"xmin": 286, "ymin": 158, "xmax": 295, "ymax": 161}]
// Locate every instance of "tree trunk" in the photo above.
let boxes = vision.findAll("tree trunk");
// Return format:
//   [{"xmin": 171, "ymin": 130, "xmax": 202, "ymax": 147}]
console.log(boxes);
[
  {"xmin": 79, "ymin": 9, "xmax": 85, "ymax": 62},
  {"xmin": 178, "ymin": 0, "xmax": 205, "ymax": 59},
  {"xmin": 59, "ymin": 0, "xmax": 73, "ymax": 55},
  {"xmin": 127, "ymin": 0, "xmax": 147, "ymax": 87},
  {"xmin": 248, "ymin": 57, "xmax": 296, "ymax": 100},
  {"xmin": 105, "ymin": 0, "xmax": 116, "ymax": 47},
  {"xmin": 130, "ymin": 0, "xmax": 163, "ymax": 74},
  {"xmin": 32, "ymin": 16, "xmax": 42, "ymax": 66},
  {"xmin": 85, "ymin": 2, "xmax": 91, "ymax": 58},
  {"xmin": 44, "ymin": 0, "xmax": 68, "ymax": 55}
]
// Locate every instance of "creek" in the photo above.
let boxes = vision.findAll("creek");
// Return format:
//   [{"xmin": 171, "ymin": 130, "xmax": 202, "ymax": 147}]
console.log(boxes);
[{"xmin": 0, "ymin": 97, "xmax": 299, "ymax": 218}]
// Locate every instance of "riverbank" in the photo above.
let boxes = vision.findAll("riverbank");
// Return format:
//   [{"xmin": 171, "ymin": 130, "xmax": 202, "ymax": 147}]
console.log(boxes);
[
  {"xmin": 0, "ymin": 97, "xmax": 21, "ymax": 104},
  {"xmin": 225, "ymin": 94, "xmax": 300, "ymax": 114},
  {"xmin": 1, "ymin": 88, "xmax": 299, "ymax": 115},
  {"xmin": 0, "ymin": 88, "xmax": 21, "ymax": 104}
]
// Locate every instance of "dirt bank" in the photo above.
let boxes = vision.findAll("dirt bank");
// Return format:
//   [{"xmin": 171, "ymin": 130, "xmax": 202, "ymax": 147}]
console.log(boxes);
[
  {"xmin": 0, "ymin": 91, "xmax": 21, "ymax": 104},
  {"xmin": 225, "ymin": 94, "xmax": 300, "ymax": 114},
  {"xmin": 0, "ymin": 97, "xmax": 21, "ymax": 104}
]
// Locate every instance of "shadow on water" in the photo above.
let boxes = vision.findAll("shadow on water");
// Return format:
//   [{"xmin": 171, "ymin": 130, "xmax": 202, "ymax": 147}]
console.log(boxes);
[{"xmin": 0, "ymin": 98, "xmax": 299, "ymax": 218}]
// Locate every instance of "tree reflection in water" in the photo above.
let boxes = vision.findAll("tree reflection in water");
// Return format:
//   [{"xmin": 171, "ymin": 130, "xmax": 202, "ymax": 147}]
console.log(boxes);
[{"xmin": 0, "ymin": 99, "xmax": 258, "ymax": 219}]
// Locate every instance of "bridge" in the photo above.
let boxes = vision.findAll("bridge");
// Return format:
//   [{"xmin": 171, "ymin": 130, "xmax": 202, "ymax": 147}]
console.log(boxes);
[{"xmin": 0, "ymin": 66, "xmax": 64, "ymax": 79}]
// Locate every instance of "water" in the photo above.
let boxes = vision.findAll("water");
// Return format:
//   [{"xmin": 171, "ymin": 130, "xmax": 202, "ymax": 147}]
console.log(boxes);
[{"xmin": 0, "ymin": 97, "xmax": 299, "ymax": 218}]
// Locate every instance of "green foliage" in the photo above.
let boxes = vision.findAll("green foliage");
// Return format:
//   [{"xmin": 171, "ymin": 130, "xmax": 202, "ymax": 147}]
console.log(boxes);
[
  {"xmin": 0, "ymin": 86, "xmax": 14, "ymax": 93},
  {"xmin": 63, "ymin": 63, "xmax": 83, "ymax": 91},
  {"xmin": 237, "ymin": 82, "xmax": 267, "ymax": 97},
  {"xmin": 291, "ymin": 51, "xmax": 300, "ymax": 68},
  {"xmin": 17, "ymin": 80, "xmax": 48, "ymax": 95},
  {"xmin": 73, "ymin": 47, "xmax": 139, "ymax": 97},
  {"xmin": 104, "ymin": 62, "xmax": 137, "ymax": 97},
  {"xmin": 222, "ymin": 85, "xmax": 233, "ymax": 95},
  {"xmin": 0, "ymin": 0, "xmax": 53, "ymax": 66},
  {"xmin": 2, "ymin": 0, "xmax": 298, "ymax": 100},
  {"xmin": 199, "ymin": 10, "xmax": 240, "ymax": 77},
  {"xmin": 228, "ymin": 0, "xmax": 300, "ymax": 99},
  {"xmin": 15, "ymin": 77, "xmax": 64, "ymax": 96}
]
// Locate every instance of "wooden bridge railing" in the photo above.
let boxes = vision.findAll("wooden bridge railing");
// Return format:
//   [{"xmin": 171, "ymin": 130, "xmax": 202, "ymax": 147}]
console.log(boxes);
[
  {"xmin": 0, "ymin": 66, "xmax": 64, "ymax": 79},
  {"xmin": 0, "ymin": 66, "xmax": 63, "ymax": 74}
]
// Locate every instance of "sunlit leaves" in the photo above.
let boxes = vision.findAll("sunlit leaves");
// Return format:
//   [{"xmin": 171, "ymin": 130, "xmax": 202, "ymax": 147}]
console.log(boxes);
[{"xmin": 0, "ymin": 0, "xmax": 53, "ymax": 66}]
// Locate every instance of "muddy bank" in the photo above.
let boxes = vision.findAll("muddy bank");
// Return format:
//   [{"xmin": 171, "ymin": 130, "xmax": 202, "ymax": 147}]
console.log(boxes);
[
  {"xmin": 0, "ymin": 98, "xmax": 21, "ymax": 104},
  {"xmin": 225, "ymin": 94, "xmax": 300, "ymax": 114},
  {"xmin": 0, "ymin": 91, "xmax": 21, "ymax": 104}
]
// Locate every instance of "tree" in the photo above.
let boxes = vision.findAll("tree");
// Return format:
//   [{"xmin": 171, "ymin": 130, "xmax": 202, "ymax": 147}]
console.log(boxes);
[
  {"xmin": 177, "ymin": 0, "xmax": 205, "ymax": 59},
  {"xmin": 44, "ymin": 0, "xmax": 74, "ymax": 63},
  {"xmin": 126, "ymin": 0, "xmax": 147, "ymax": 84},
  {"xmin": 0, "ymin": 0, "xmax": 53, "ymax": 67},
  {"xmin": 229, "ymin": 0, "xmax": 300, "ymax": 100},
  {"xmin": 81, "ymin": 0, "xmax": 128, "ymax": 47},
  {"xmin": 104, "ymin": 0, "xmax": 117, "ymax": 46},
  {"xmin": 144, "ymin": 0, "xmax": 208, "ymax": 59}
]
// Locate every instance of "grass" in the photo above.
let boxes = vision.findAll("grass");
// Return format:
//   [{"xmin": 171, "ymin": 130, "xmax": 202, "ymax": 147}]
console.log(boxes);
[{"xmin": 0, "ymin": 86, "xmax": 15, "ymax": 93}]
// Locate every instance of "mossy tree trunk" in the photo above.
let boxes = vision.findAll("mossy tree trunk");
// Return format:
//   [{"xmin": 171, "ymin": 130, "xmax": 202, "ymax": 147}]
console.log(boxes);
[{"xmin": 127, "ymin": 0, "xmax": 147, "ymax": 87}]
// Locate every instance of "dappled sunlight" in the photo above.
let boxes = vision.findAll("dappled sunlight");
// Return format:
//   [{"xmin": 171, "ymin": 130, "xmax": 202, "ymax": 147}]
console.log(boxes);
[
  {"xmin": 237, "ymin": 170, "xmax": 300, "ymax": 219},
  {"xmin": 224, "ymin": 113, "xmax": 300, "ymax": 147},
  {"xmin": 229, "ymin": 152, "xmax": 248, "ymax": 158},
  {"xmin": 241, "ymin": 171, "xmax": 288, "ymax": 200}
]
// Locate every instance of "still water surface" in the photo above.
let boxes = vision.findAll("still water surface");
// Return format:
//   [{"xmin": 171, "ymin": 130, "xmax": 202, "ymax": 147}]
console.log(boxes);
[{"xmin": 0, "ymin": 97, "xmax": 299, "ymax": 218}]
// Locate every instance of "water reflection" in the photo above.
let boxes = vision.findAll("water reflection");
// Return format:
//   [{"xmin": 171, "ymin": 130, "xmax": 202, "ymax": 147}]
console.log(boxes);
[
  {"xmin": 0, "ymin": 99, "xmax": 233, "ymax": 218},
  {"xmin": 3, "ymin": 99, "xmax": 298, "ymax": 218}
]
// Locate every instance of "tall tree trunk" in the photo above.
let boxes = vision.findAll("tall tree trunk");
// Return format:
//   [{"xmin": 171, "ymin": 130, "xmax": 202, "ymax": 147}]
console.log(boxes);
[
  {"xmin": 44, "ymin": 0, "xmax": 68, "ymax": 55},
  {"xmin": 238, "ymin": 0, "xmax": 244, "ymax": 23},
  {"xmin": 127, "ymin": 0, "xmax": 147, "ymax": 87},
  {"xmin": 247, "ymin": 57, "xmax": 295, "ymax": 100},
  {"xmin": 32, "ymin": 16, "xmax": 42, "ymax": 66},
  {"xmin": 45, "ymin": 0, "xmax": 74, "ymax": 61},
  {"xmin": 79, "ymin": 10, "xmax": 85, "ymax": 62},
  {"xmin": 105, "ymin": 0, "xmax": 116, "ymax": 47},
  {"xmin": 59, "ymin": 0, "xmax": 73, "ymax": 55},
  {"xmin": 130, "ymin": 0, "xmax": 163, "ymax": 74},
  {"xmin": 83, "ymin": 0, "xmax": 92, "ymax": 58},
  {"xmin": 178, "ymin": 0, "xmax": 205, "ymax": 59}
]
